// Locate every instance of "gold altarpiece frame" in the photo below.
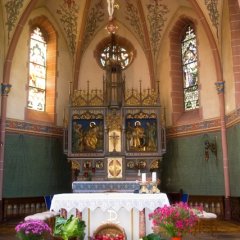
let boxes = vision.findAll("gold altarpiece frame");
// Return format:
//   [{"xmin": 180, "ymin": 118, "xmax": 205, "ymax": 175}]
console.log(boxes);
[{"xmin": 65, "ymin": 78, "xmax": 166, "ymax": 181}]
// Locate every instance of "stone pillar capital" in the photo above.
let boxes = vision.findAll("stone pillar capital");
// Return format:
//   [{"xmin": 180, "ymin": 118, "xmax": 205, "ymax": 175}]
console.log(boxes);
[
  {"xmin": 215, "ymin": 81, "xmax": 225, "ymax": 94},
  {"xmin": 1, "ymin": 83, "xmax": 12, "ymax": 96}
]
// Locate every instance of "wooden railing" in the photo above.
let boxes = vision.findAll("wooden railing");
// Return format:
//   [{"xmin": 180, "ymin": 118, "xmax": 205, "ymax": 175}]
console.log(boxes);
[
  {"xmin": 3, "ymin": 197, "xmax": 46, "ymax": 220},
  {"xmin": 167, "ymin": 193, "xmax": 225, "ymax": 219},
  {"xmin": 230, "ymin": 197, "xmax": 240, "ymax": 221},
  {"xmin": 3, "ymin": 195, "xmax": 240, "ymax": 222},
  {"xmin": 188, "ymin": 195, "xmax": 225, "ymax": 219}
]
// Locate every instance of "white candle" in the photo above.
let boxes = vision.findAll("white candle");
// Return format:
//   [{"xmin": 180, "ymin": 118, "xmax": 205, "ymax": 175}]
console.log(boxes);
[
  {"xmin": 138, "ymin": 169, "xmax": 141, "ymax": 177},
  {"xmin": 152, "ymin": 172, "xmax": 157, "ymax": 182},
  {"xmin": 142, "ymin": 173, "xmax": 146, "ymax": 183}
]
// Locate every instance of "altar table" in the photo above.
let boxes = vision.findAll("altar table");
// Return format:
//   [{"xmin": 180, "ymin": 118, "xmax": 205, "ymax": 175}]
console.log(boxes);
[{"xmin": 50, "ymin": 193, "xmax": 170, "ymax": 240}]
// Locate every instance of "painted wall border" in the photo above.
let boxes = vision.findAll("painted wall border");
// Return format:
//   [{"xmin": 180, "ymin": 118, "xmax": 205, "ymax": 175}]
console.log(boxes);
[
  {"xmin": 5, "ymin": 118, "xmax": 63, "ymax": 137},
  {"xmin": 167, "ymin": 107, "xmax": 240, "ymax": 138}
]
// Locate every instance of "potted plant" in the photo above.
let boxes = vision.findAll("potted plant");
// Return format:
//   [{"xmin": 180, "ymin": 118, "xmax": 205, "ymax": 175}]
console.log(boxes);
[
  {"xmin": 54, "ymin": 215, "xmax": 86, "ymax": 240},
  {"xmin": 149, "ymin": 202, "xmax": 201, "ymax": 240},
  {"xmin": 15, "ymin": 219, "xmax": 51, "ymax": 240}
]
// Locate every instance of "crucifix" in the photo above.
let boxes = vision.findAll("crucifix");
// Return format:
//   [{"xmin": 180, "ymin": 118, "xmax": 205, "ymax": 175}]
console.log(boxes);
[
  {"xmin": 107, "ymin": 0, "xmax": 119, "ymax": 21},
  {"xmin": 109, "ymin": 131, "xmax": 120, "ymax": 152}
]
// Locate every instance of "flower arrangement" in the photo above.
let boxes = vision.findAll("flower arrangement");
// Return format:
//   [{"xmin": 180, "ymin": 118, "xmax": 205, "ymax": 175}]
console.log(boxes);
[
  {"xmin": 149, "ymin": 202, "xmax": 201, "ymax": 238},
  {"xmin": 15, "ymin": 219, "xmax": 51, "ymax": 240},
  {"xmin": 92, "ymin": 233, "xmax": 125, "ymax": 240}
]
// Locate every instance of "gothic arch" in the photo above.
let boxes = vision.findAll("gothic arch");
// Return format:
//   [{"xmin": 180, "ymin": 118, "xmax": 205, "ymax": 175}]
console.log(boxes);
[
  {"xmin": 169, "ymin": 16, "xmax": 202, "ymax": 124},
  {"xmin": 25, "ymin": 15, "xmax": 57, "ymax": 124}
]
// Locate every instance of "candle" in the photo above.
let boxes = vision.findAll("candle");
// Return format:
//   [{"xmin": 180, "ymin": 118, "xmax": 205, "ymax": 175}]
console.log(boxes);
[
  {"xmin": 142, "ymin": 173, "xmax": 146, "ymax": 183},
  {"xmin": 138, "ymin": 169, "xmax": 141, "ymax": 177},
  {"xmin": 152, "ymin": 172, "xmax": 157, "ymax": 183}
]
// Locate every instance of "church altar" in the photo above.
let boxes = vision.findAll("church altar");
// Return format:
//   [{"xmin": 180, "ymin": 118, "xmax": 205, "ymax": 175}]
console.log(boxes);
[
  {"xmin": 72, "ymin": 181, "xmax": 140, "ymax": 193},
  {"xmin": 50, "ymin": 192, "xmax": 170, "ymax": 239}
]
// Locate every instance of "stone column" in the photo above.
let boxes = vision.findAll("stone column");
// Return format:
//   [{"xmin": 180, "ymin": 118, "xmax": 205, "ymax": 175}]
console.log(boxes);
[
  {"xmin": 0, "ymin": 83, "xmax": 12, "ymax": 221},
  {"xmin": 215, "ymin": 81, "xmax": 231, "ymax": 220}
]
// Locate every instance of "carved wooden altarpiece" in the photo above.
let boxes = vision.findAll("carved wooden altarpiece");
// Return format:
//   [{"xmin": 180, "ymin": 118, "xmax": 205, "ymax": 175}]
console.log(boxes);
[{"xmin": 65, "ymin": 59, "xmax": 166, "ymax": 181}]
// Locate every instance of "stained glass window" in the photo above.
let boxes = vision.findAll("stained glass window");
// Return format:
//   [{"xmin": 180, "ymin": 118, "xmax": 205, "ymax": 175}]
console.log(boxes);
[
  {"xmin": 181, "ymin": 25, "xmax": 199, "ymax": 111},
  {"xmin": 28, "ymin": 27, "xmax": 47, "ymax": 111},
  {"xmin": 100, "ymin": 44, "xmax": 131, "ymax": 69},
  {"xmin": 97, "ymin": 35, "xmax": 134, "ymax": 70}
]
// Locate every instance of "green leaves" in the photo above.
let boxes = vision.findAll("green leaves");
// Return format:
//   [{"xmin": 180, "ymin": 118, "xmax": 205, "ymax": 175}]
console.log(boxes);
[
  {"xmin": 142, "ymin": 233, "xmax": 165, "ymax": 240},
  {"xmin": 54, "ymin": 215, "xmax": 86, "ymax": 240}
]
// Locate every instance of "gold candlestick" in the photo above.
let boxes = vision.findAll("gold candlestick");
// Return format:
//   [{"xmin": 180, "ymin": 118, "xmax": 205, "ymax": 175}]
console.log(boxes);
[
  {"xmin": 139, "ymin": 182, "xmax": 148, "ymax": 194},
  {"xmin": 151, "ymin": 182, "xmax": 160, "ymax": 194}
]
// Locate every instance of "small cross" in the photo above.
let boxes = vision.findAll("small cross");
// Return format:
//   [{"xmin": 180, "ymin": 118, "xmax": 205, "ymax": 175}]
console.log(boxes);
[{"xmin": 109, "ymin": 132, "xmax": 119, "ymax": 152}]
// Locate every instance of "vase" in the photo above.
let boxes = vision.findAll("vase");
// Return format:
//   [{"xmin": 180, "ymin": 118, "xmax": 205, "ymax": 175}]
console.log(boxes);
[{"xmin": 171, "ymin": 237, "xmax": 182, "ymax": 240}]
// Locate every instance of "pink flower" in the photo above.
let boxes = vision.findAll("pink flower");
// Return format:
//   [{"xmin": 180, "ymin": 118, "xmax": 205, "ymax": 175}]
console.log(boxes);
[
  {"xmin": 149, "ymin": 202, "xmax": 201, "ymax": 237},
  {"xmin": 15, "ymin": 220, "xmax": 51, "ymax": 239}
]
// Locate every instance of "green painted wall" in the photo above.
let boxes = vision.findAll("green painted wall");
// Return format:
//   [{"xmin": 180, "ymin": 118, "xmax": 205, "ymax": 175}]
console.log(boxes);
[
  {"xmin": 3, "ymin": 123, "xmax": 240, "ymax": 198},
  {"xmin": 3, "ymin": 133, "xmax": 72, "ymax": 197},
  {"xmin": 227, "ymin": 124, "xmax": 240, "ymax": 196},
  {"xmin": 162, "ymin": 132, "xmax": 225, "ymax": 195},
  {"xmin": 163, "ymin": 124, "xmax": 240, "ymax": 197}
]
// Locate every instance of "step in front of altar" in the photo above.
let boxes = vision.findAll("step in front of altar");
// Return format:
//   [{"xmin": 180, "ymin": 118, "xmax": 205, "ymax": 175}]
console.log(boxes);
[{"xmin": 72, "ymin": 181, "xmax": 140, "ymax": 193}]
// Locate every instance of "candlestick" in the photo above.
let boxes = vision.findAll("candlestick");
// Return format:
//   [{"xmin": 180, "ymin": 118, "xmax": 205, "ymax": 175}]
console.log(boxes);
[
  {"xmin": 142, "ymin": 173, "xmax": 146, "ymax": 183},
  {"xmin": 151, "ymin": 182, "xmax": 160, "ymax": 194},
  {"xmin": 152, "ymin": 172, "xmax": 157, "ymax": 183}
]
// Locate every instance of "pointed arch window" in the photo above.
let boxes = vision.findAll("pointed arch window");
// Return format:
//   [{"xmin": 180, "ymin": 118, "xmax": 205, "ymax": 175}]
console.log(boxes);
[
  {"xmin": 28, "ymin": 27, "xmax": 47, "ymax": 111},
  {"xmin": 181, "ymin": 25, "xmax": 199, "ymax": 111},
  {"xmin": 25, "ymin": 16, "xmax": 57, "ymax": 124}
]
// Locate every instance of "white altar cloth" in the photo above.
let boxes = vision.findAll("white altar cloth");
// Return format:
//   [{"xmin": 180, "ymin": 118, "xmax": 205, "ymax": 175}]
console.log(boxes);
[
  {"xmin": 50, "ymin": 192, "xmax": 170, "ymax": 212},
  {"xmin": 50, "ymin": 193, "xmax": 170, "ymax": 240}
]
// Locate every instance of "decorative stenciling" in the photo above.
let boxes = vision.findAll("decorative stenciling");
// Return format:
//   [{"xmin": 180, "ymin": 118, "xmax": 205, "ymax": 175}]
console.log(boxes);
[
  {"xmin": 167, "ymin": 107, "xmax": 240, "ymax": 138},
  {"xmin": 6, "ymin": 119, "xmax": 63, "ymax": 136},
  {"xmin": 204, "ymin": 0, "xmax": 219, "ymax": 37},
  {"xmin": 125, "ymin": 1, "xmax": 146, "ymax": 48},
  {"xmin": 57, "ymin": 0, "xmax": 80, "ymax": 55},
  {"xmin": 5, "ymin": 0, "xmax": 24, "ymax": 41},
  {"xmin": 146, "ymin": 0, "xmax": 169, "ymax": 57},
  {"xmin": 81, "ymin": 0, "xmax": 105, "ymax": 53}
]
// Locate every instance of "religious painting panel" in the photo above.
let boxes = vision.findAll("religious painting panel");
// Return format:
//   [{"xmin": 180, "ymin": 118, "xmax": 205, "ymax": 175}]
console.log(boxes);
[
  {"xmin": 107, "ymin": 157, "xmax": 123, "ymax": 179},
  {"xmin": 125, "ymin": 111, "xmax": 158, "ymax": 153},
  {"xmin": 71, "ymin": 109, "xmax": 104, "ymax": 154}
]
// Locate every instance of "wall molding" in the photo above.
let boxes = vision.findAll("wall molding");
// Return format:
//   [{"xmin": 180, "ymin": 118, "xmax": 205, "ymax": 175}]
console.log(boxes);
[
  {"xmin": 167, "ymin": 107, "xmax": 240, "ymax": 138},
  {"xmin": 5, "ymin": 118, "xmax": 63, "ymax": 137}
]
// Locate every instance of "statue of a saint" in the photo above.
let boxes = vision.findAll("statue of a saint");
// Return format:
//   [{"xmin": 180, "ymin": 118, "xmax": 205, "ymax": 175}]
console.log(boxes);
[
  {"xmin": 72, "ymin": 122, "xmax": 84, "ymax": 152},
  {"xmin": 146, "ymin": 122, "xmax": 157, "ymax": 151},
  {"xmin": 132, "ymin": 121, "xmax": 145, "ymax": 149},
  {"xmin": 84, "ymin": 122, "xmax": 99, "ymax": 150}
]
